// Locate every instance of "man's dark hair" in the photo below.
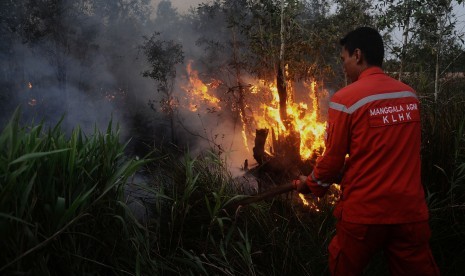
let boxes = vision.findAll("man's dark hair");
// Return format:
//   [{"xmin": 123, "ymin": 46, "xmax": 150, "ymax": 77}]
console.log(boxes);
[{"xmin": 340, "ymin": 27, "xmax": 384, "ymax": 67}]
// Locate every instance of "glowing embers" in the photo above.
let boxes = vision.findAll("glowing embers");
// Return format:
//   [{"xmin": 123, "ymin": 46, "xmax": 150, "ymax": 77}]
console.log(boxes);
[
  {"xmin": 103, "ymin": 87, "xmax": 127, "ymax": 102},
  {"xmin": 298, "ymin": 184, "xmax": 341, "ymax": 213},
  {"xmin": 26, "ymin": 81, "xmax": 36, "ymax": 106}
]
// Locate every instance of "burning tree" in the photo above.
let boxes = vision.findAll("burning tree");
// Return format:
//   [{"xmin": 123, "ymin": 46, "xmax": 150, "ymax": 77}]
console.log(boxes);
[
  {"xmin": 243, "ymin": 0, "xmax": 328, "ymax": 172},
  {"xmin": 171, "ymin": 0, "xmax": 329, "ymax": 181}
]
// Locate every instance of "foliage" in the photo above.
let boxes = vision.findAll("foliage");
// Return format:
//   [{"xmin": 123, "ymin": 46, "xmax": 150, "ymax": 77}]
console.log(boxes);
[
  {"xmin": 141, "ymin": 33, "xmax": 184, "ymax": 92},
  {"xmin": 415, "ymin": 76, "xmax": 465, "ymax": 276},
  {"xmin": 0, "ymin": 108, "xmax": 153, "ymax": 275},
  {"xmin": 140, "ymin": 31, "xmax": 184, "ymax": 115},
  {"xmin": 140, "ymin": 32, "xmax": 184, "ymax": 143}
]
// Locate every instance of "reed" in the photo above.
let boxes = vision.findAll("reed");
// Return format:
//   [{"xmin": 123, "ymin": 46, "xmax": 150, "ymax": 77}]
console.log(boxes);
[
  {"xmin": 142, "ymin": 148, "xmax": 338, "ymax": 275},
  {"xmin": 0, "ymin": 108, "xmax": 155, "ymax": 275}
]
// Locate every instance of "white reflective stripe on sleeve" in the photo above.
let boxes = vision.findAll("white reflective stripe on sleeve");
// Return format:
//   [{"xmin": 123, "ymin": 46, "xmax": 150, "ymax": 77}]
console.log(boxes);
[
  {"xmin": 311, "ymin": 171, "xmax": 330, "ymax": 188},
  {"xmin": 329, "ymin": 91, "xmax": 418, "ymax": 114}
]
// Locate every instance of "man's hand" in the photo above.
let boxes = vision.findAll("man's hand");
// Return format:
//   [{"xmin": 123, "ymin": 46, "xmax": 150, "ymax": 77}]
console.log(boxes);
[{"xmin": 293, "ymin": 175, "xmax": 312, "ymax": 194}]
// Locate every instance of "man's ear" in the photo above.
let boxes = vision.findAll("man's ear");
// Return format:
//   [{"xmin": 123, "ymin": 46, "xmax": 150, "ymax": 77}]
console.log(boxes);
[{"xmin": 354, "ymin": 48, "xmax": 363, "ymax": 64}]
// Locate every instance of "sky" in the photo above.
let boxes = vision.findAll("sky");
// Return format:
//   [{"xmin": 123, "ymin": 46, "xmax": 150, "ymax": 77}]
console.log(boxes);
[{"xmin": 151, "ymin": 0, "xmax": 207, "ymax": 13}]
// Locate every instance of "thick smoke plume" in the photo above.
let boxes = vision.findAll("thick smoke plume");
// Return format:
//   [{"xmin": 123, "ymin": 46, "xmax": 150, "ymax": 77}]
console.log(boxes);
[{"xmin": 0, "ymin": 0, "xmax": 259, "ymax": 175}]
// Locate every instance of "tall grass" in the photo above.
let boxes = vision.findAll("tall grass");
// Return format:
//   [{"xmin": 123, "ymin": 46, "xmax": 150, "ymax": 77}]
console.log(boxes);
[
  {"xmin": 416, "ymin": 80, "xmax": 465, "ymax": 275},
  {"xmin": 0, "ymin": 108, "xmax": 155, "ymax": 275},
  {"xmin": 141, "ymin": 148, "xmax": 337, "ymax": 275}
]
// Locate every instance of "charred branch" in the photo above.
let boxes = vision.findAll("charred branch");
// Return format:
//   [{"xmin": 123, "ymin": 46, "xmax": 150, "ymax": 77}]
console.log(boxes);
[
  {"xmin": 253, "ymin": 128, "xmax": 271, "ymax": 165},
  {"xmin": 277, "ymin": 65, "xmax": 288, "ymax": 127}
]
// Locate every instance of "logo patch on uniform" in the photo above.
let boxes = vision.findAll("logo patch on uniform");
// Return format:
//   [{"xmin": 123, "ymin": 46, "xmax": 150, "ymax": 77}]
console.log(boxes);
[{"xmin": 367, "ymin": 102, "xmax": 420, "ymax": 127}]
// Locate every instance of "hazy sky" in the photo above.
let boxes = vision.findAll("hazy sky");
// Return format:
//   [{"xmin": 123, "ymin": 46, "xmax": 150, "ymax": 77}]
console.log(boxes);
[
  {"xmin": 154, "ymin": 0, "xmax": 464, "ymax": 29},
  {"xmin": 152, "ymin": 0, "xmax": 208, "ymax": 13}
]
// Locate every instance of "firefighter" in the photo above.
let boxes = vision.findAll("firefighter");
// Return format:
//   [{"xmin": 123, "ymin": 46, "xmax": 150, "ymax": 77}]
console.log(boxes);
[{"xmin": 294, "ymin": 27, "xmax": 440, "ymax": 275}]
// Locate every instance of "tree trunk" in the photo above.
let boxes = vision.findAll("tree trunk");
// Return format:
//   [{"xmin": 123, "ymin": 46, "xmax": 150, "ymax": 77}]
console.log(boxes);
[
  {"xmin": 253, "ymin": 128, "xmax": 270, "ymax": 165},
  {"xmin": 278, "ymin": 0, "xmax": 288, "ymax": 128},
  {"xmin": 434, "ymin": 15, "xmax": 444, "ymax": 102},
  {"xmin": 399, "ymin": 5, "xmax": 411, "ymax": 82},
  {"xmin": 231, "ymin": 26, "xmax": 256, "ymax": 138},
  {"xmin": 277, "ymin": 64, "xmax": 288, "ymax": 126},
  {"xmin": 169, "ymin": 78, "xmax": 176, "ymax": 144}
]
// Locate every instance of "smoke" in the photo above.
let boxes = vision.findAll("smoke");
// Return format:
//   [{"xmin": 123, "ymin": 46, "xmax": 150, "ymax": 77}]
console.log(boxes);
[
  {"xmin": 174, "ymin": 90, "xmax": 253, "ymax": 176},
  {"xmin": 0, "ymin": 1, "xmax": 159, "ymax": 139},
  {"xmin": 0, "ymin": 0, "xmax": 263, "ymax": 176},
  {"xmin": 143, "ymin": 0, "xmax": 257, "ymax": 175}
]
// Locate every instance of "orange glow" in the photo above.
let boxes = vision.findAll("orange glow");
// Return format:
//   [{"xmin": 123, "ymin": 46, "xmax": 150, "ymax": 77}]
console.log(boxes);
[
  {"xmin": 181, "ymin": 60, "xmax": 221, "ymax": 112},
  {"xmin": 179, "ymin": 61, "xmax": 326, "ymax": 161},
  {"xmin": 299, "ymin": 184, "xmax": 341, "ymax": 212},
  {"xmin": 253, "ymin": 80, "xmax": 326, "ymax": 159},
  {"xmin": 298, "ymin": 194, "xmax": 320, "ymax": 212},
  {"xmin": 177, "ymin": 61, "xmax": 330, "ymax": 210}
]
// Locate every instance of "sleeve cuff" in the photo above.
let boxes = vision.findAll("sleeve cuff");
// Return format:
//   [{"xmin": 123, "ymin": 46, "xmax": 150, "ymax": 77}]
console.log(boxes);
[{"xmin": 306, "ymin": 171, "xmax": 330, "ymax": 197}]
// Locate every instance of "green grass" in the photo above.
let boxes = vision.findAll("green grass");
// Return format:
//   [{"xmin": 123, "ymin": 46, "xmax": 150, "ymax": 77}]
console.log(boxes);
[
  {"xmin": 414, "ymin": 80, "xmax": 465, "ymax": 276},
  {"xmin": 0, "ymin": 108, "xmax": 155, "ymax": 275}
]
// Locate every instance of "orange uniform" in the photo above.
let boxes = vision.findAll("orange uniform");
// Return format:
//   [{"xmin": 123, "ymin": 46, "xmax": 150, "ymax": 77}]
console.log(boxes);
[
  {"xmin": 308, "ymin": 67, "xmax": 428, "ymax": 224},
  {"xmin": 305, "ymin": 67, "xmax": 439, "ymax": 275}
]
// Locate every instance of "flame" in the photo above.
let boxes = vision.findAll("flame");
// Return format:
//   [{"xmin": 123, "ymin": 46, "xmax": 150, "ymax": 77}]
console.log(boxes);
[
  {"xmin": 298, "ymin": 194, "xmax": 320, "ymax": 212},
  {"xmin": 253, "ymin": 80, "xmax": 326, "ymax": 159},
  {"xmin": 178, "ymin": 61, "xmax": 326, "ymax": 163},
  {"xmin": 298, "ymin": 184, "xmax": 341, "ymax": 212},
  {"xmin": 176, "ymin": 61, "xmax": 330, "ymax": 210},
  {"xmin": 299, "ymin": 194, "xmax": 309, "ymax": 206},
  {"xmin": 181, "ymin": 60, "xmax": 221, "ymax": 112}
]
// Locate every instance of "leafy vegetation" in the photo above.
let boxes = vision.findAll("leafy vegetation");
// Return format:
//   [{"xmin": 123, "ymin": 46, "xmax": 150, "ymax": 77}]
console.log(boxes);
[{"xmin": 0, "ymin": 108, "xmax": 154, "ymax": 275}]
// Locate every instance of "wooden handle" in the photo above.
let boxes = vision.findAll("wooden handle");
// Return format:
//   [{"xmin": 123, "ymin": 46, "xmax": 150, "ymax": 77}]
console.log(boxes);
[{"xmin": 226, "ymin": 183, "xmax": 295, "ymax": 211}]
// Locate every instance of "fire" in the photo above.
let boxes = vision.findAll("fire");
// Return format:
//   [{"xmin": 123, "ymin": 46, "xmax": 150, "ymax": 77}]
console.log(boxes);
[
  {"xmin": 298, "ymin": 194, "xmax": 320, "ymax": 212},
  {"xmin": 299, "ymin": 194, "xmax": 309, "ymax": 205},
  {"xmin": 179, "ymin": 62, "xmax": 326, "ymax": 160},
  {"xmin": 176, "ymin": 61, "xmax": 331, "ymax": 210},
  {"xmin": 298, "ymin": 184, "xmax": 341, "ymax": 212},
  {"xmin": 181, "ymin": 60, "xmax": 221, "ymax": 112},
  {"xmin": 253, "ymin": 80, "xmax": 326, "ymax": 159}
]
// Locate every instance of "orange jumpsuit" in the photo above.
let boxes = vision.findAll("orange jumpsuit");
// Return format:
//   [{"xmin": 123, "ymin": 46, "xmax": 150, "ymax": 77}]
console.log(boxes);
[{"xmin": 305, "ymin": 67, "xmax": 439, "ymax": 275}]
